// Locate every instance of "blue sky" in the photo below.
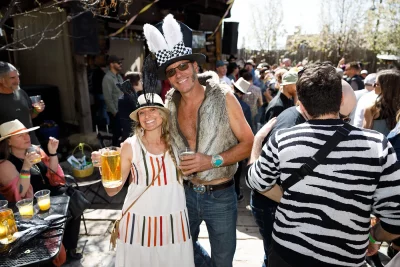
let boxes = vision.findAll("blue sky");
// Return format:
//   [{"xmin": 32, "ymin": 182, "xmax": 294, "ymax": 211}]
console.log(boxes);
[{"xmin": 226, "ymin": 0, "xmax": 322, "ymax": 49}]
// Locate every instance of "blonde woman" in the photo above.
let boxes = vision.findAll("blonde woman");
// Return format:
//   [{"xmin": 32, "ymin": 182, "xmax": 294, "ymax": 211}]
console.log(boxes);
[{"xmin": 92, "ymin": 93, "xmax": 194, "ymax": 267}]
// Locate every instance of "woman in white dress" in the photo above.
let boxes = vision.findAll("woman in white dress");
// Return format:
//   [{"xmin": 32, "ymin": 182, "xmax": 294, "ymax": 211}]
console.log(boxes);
[{"xmin": 92, "ymin": 91, "xmax": 194, "ymax": 267}]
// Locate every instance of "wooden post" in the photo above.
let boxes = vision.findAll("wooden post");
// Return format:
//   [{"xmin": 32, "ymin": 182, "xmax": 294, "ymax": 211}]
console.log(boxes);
[
  {"xmin": 215, "ymin": 27, "xmax": 222, "ymax": 61},
  {"xmin": 73, "ymin": 54, "xmax": 92, "ymax": 133}
]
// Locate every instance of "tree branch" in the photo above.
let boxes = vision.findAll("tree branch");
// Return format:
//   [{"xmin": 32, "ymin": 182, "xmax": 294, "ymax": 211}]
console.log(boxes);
[{"xmin": 0, "ymin": 0, "xmax": 19, "ymax": 29}]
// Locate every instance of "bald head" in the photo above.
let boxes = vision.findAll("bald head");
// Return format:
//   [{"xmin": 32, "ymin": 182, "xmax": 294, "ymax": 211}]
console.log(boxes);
[{"xmin": 340, "ymin": 80, "xmax": 357, "ymax": 116}]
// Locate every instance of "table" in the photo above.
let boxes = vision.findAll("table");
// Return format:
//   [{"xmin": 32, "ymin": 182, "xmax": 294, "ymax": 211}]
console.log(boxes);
[{"xmin": 0, "ymin": 195, "xmax": 69, "ymax": 267}]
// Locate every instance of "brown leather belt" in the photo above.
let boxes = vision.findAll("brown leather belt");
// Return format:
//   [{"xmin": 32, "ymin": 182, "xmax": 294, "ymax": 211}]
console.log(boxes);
[{"xmin": 183, "ymin": 179, "xmax": 234, "ymax": 194}]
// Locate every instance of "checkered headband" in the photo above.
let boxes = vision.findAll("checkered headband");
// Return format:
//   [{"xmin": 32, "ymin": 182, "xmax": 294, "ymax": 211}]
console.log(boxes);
[{"xmin": 154, "ymin": 41, "xmax": 192, "ymax": 66}]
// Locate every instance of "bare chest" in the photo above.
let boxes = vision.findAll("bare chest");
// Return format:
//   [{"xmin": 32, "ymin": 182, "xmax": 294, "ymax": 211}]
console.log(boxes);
[{"xmin": 177, "ymin": 105, "xmax": 199, "ymax": 149}]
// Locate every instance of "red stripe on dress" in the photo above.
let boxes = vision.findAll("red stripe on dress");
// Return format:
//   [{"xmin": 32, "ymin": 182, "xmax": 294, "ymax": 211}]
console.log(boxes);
[
  {"xmin": 156, "ymin": 158, "xmax": 161, "ymax": 186},
  {"xmin": 150, "ymin": 157, "xmax": 155, "ymax": 186},
  {"xmin": 160, "ymin": 216, "xmax": 163, "ymax": 246},
  {"xmin": 162, "ymin": 156, "xmax": 167, "ymax": 185},
  {"xmin": 154, "ymin": 216, "xmax": 157, "ymax": 246},
  {"xmin": 180, "ymin": 211, "xmax": 186, "ymax": 242},
  {"xmin": 125, "ymin": 212, "xmax": 130, "ymax": 243},
  {"xmin": 148, "ymin": 216, "xmax": 151, "ymax": 247}
]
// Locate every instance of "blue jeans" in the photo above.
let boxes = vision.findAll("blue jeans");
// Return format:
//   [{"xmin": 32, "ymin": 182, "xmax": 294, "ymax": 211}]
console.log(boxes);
[
  {"xmin": 185, "ymin": 183, "xmax": 238, "ymax": 267},
  {"xmin": 250, "ymin": 190, "xmax": 277, "ymax": 267}
]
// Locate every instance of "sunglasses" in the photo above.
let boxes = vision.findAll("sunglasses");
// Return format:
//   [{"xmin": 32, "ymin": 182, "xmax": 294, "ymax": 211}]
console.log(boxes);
[
  {"xmin": 165, "ymin": 62, "xmax": 191, "ymax": 78},
  {"xmin": 339, "ymin": 113, "xmax": 351, "ymax": 123},
  {"xmin": 373, "ymin": 83, "xmax": 380, "ymax": 87}
]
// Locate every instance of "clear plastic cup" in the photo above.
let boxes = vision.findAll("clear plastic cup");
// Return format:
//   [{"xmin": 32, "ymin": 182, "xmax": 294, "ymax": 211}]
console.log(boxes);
[
  {"xmin": 30, "ymin": 95, "xmax": 42, "ymax": 110},
  {"xmin": 0, "ymin": 200, "xmax": 8, "ymax": 210},
  {"xmin": 27, "ymin": 145, "xmax": 41, "ymax": 164},
  {"xmin": 34, "ymin": 189, "xmax": 51, "ymax": 211},
  {"xmin": 179, "ymin": 147, "xmax": 195, "ymax": 180},
  {"xmin": 16, "ymin": 198, "xmax": 34, "ymax": 218}
]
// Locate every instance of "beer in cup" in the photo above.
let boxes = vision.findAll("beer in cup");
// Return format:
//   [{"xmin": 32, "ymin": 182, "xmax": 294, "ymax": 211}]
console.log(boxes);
[
  {"xmin": 34, "ymin": 189, "xmax": 51, "ymax": 211},
  {"xmin": 0, "ymin": 208, "xmax": 18, "ymax": 244}
]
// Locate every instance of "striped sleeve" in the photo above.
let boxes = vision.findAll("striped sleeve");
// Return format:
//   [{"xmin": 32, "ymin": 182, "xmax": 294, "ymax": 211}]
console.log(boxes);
[
  {"xmin": 372, "ymin": 138, "xmax": 400, "ymax": 234},
  {"xmin": 246, "ymin": 132, "xmax": 280, "ymax": 192}
]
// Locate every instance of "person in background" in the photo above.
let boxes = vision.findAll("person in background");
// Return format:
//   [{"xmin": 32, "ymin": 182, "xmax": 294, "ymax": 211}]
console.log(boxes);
[
  {"xmin": 361, "ymin": 69, "xmax": 368, "ymax": 79},
  {"xmin": 345, "ymin": 61, "xmax": 364, "ymax": 90},
  {"xmin": 232, "ymin": 77, "xmax": 252, "ymax": 203},
  {"xmin": 216, "ymin": 60, "xmax": 232, "ymax": 86},
  {"xmin": 118, "ymin": 72, "xmax": 142, "ymax": 141},
  {"xmin": 0, "ymin": 119, "xmax": 82, "ymax": 261},
  {"xmin": 102, "ymin": 55, "xmax": 124, "ymax": 146},
  {"xmin": 349, "ymin": 73, "xmax": 376, "ymax": 123},
  {"xmin": 262, "ymin": 71, "xmax": 297, "ymax": 125},
  {"xmin": 227, "ymin": 62, "xmax": 239, "ymax": 82},
  {"xmin": 242, "ymin": 72, "xmax": 262, "ymax": 133},
  {"xmin": 363, "ymin": 69, "xmax": 400, "ymax": 136},
  {"xmin": 0, "ymin": 62, "xmax": 45, "ymax": 145},
  {"xmin": 245, "ymin": 60, "xmax": 262, "ymax": 87},
  {"xmin": 281, "ymin": 58, "xmax": 291, "ymax": 69},
  {"xmin": 228, "ymin": 55, "xmax": 237, "ymax": 63}
]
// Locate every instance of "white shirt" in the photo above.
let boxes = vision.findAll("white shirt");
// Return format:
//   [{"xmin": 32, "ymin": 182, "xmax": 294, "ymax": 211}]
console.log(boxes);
[
  {"xmin": 352, "ymin": 90, "xmax": 379, "ymax": 128},
  {"xmin": 220, "ymin": 76, "xmax": 232, "ymax": 86}
]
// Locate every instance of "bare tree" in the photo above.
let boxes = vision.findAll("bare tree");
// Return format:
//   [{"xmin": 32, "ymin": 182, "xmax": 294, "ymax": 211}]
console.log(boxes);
[
  {"xmin": 247, "ymin": 0, "xmax": 283, "ymax": 52},
  {"xmin": 0, "ymin": 0, "xmax": 135, "ymax": 51}
]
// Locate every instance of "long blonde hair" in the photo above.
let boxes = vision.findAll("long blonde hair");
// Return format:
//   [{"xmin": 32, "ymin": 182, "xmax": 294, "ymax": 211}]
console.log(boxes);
[{"xmin": 134, "ymin": 109, "xmax": 182, "ymax": 181}]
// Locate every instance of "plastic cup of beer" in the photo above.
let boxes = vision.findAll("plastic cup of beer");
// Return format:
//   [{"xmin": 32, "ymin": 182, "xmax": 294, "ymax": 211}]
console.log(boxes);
[
  {"xmin": 0, "ymin": 200, "xmax": 7, "ymax": 210},
  {"xmin": 34, "ymin": 189, "xmax": 51, "ymax": 212},
  {"xmin": 16, "ymin": 198, "xmax": 34, "ymax": 219},
  {"xmin": 27, "ymin": 145, "xmax": 41, "ymax": 164},
  {"xmin": 30, "ymin": 95, "xmax": 42, "ymax": 110},
  {"xmin": 0, "ymin": 208, "xmax": 18, "ymax": 244},
  {"xmin": 179, "ymin": 147, "xmax": 195, "ymax": 179},
  {"xmin": 100, "ymin": 147, "xmax": 122, "ymax": 188}
]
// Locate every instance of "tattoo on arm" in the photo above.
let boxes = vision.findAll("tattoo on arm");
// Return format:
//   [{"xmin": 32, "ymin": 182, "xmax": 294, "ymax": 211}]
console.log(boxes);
[{"xmin": 19, "ymin": 184, "xmax": 23, "ymax": 194}]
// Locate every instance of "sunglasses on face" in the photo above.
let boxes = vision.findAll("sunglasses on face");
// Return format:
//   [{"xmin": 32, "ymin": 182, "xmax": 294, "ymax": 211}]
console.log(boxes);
[
  {"xmin": 373, "ymin": 83, "xmax": 380, "ymax": 87},
  {"xmin": 165, "ymin": 62, "xmax": 191, "ymax": 78}
]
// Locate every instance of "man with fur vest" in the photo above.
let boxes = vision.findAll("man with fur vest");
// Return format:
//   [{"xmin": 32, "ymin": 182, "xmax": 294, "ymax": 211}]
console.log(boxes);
[{"xmin": 143, "ymin": 15, "xmax": 254, "ymax": 267}]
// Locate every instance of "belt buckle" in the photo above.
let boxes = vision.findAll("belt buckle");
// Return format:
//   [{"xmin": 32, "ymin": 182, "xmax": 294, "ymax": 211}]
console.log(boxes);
[{"xmin": 193, "ymin": 184, "xmax": 206, "ymax": 194}]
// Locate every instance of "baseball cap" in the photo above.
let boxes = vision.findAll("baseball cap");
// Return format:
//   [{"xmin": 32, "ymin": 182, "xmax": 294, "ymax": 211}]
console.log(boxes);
[
  {"xmin": 364, "ymin": 73, "xmax": 377, "ymax": 86},
  {"xmin": 216, "ymin": 60, "xmax": 227, "ymax": 68},
  {"xmin": 281, "ymin": 71, "xmax": 298, "ymax": 86},
  {"xmin": 361, "ymin": 70, "xmax": 368, "ymax": 75},
  {"xmin": 108, "ymin": 55, "xmax": 124, "ymax": 64}
]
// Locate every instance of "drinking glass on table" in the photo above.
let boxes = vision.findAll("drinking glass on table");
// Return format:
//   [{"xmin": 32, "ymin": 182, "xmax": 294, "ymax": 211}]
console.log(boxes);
[
  {"xmin": 179, "ymin": 147, "xmax": 195, "ymax": 180},
  {"xmin": 16, "ymin": 198, "xmax": 34, "ymax": 219},
  {"xmin": 34, "ymin": 189, "xmax": 51, "ymax": 212},
  {"xmin": 100, "ymin": 147, "xmax": 122, "ymax": 188},
  {"xmin": 0, "ymin": 200, "xmax": 8, "ymax": 210},
  {"xmin": 30, "ymin": 95, "xmax": 42, "ymax": 111},
  {"xmin": 27, "ymin": 145, "xmax": 41, "ymax": 164},
  {"xmin": 0, "ymin": 208, "xmax": 18, "ymax": 244}
]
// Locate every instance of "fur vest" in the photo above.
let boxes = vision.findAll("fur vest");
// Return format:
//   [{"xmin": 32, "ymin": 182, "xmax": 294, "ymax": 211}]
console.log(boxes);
[{"xmin": 165, "ymin": 71, "xmax": 238, "ymax": 182}]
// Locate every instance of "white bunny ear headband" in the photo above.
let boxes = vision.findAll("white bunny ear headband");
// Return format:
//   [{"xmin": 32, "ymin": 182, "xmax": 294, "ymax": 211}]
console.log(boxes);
[{"xmin": 143, "ymin": 14, "xmax": 206, "ymax": 80}]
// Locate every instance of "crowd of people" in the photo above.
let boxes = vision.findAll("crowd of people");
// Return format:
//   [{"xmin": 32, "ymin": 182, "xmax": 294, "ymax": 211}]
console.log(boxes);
[{"xmin": 1, "ymin": 12, "xmax": 400, "ymax": 267}]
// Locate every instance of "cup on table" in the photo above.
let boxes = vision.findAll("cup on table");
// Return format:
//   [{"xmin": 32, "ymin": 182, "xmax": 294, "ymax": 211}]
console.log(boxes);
[
  {"xmin": 0, "ymin": 208, "xmax": 18, "ymax": 243},
  {"xmin": 26, "ymin": 145, "xmax": 41, "ymax": 164},
  {"xmin": 34, "ymin": 189, "xmax": 51, "ymax": 212},
  {"xmin": 16, "ymin": 198, "xmax": 34, "ymax": 219},
  {"xmin": 0, "ymin": 200, "xmax": 8, "ymax": 210},
  {"xmin": 30, "ymin": 95, "xmax": 42, "ymax": 110},
  {"xmin": 179, "ymin": 147, "xmax": 195, "ymax": 179},
  {"xmin": 100, "ymin": 147, "xmax": 122, "ymax": 188}
]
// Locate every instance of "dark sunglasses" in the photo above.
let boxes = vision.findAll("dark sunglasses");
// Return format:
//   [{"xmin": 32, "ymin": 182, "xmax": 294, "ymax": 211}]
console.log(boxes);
[
  {"xmin": 339, "ymin": 113, "xmax": 351, "ymax": 123},
  {"xmin": 165, "ymin": 62, "xmax": 191, "ymax": 78}
]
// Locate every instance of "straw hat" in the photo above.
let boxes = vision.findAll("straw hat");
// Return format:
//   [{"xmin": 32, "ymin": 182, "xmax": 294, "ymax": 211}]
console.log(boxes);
[
  {"xmin": 232, "ymin": 77, "xmax": 251, "ymax": 94},
  {"xmin": 129, "ymin": 93, "xmax": 169, "ymax": 122},
  {"xmin": 0, "ymin": 120, "xmax": 39, "ymax": 142}
]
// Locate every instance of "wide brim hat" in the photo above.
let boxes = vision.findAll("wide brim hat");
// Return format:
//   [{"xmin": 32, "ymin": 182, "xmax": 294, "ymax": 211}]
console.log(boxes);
[
  {"xmin": 143, "ymin": 14, "xmax": 206, "ymax": 80},
  {"xmin": 233, "ymin": 77, "xmax": 251, "ymax": 94},
  {"xmin": 0, "ymin": 119, "xmax": 39, "ymax": 142},
  {"xmin": 129, "ymin": 93, "xmax": 169, "ymax": 122}
]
